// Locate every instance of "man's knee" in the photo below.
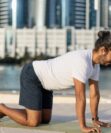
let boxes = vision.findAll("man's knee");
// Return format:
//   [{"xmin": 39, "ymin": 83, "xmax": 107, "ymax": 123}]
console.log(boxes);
[{"xmin": 26, "ymin": 108, "xmax": 42, "ymax": 127}]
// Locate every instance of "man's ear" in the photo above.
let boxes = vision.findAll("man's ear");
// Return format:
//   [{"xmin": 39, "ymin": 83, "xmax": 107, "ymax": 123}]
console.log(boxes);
[{"xmin": 99, "ymin": 46, "xmax": 107, "ymax": 55}]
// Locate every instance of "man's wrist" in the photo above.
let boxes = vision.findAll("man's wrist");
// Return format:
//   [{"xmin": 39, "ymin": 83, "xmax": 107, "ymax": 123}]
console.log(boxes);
[{"xmin": 92, "ymin": 116, "xmax": 99, "ymax": 121}]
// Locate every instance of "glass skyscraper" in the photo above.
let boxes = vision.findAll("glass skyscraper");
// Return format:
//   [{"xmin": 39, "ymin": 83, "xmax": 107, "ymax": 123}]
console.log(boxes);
[
  {"xmin": 89, "ymin": 0, "xmax": 96, "ymax": 28},
  {"xmin": 0, "ymin": 0, "xmax": 12, "ymax": 28},
  {"xmin": 27, "ymin": 0, "xmax": 36, "ymax": 28},
  {"xmin": 46, "ymin": 0, "xmax": 86, "ymax": 29},
  {"xmin": 2, "ymin": 0, "xmax": 111, "ymax": 29},
  {"xmin": 0, "ymin": 0, "xmax": 29, "ymax": 28},
  {"xmin": 68, "ymin": 0, "xmax": 86, "ymax": 29},
  {"xmin": 16, "ymin": 0, "xmax": 28, "ymax": 28},
  {"xmin": 46, "ymin": 0, "xmax": 62, "ymax": 28},
  {"xmin": 108, "ymin": 0, "xmax": 111, "ymax": 27},
  {"xmin": 27, "ymin": 0, "xmax": 47, "ymax": 29},
  {"xmin": 61, "ymin": 0, "xmax": 70, "ymax": 27},
  {"xmin": 36, "ymin": 0, "xmax": 47, "ymax": 29},
  {"xmin": 100, "ymin": 0, "xmax": 111, "ymax": 28}
]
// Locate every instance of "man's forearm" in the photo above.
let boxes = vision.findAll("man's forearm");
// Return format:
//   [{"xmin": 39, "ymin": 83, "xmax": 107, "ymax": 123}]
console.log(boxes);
[
  {"xmin": 76, "ymin": 97, "xmax": 86, "ymax": 128},
  {"xmin": 90, "ymin": 93, "xmax": 100, "ymax": 118},
  {"xmin": 89, "ymin": 80, "xmax": 100, "ymax": 119},
  {"xmin": 74, "ymin": 79, "xmax": 89, "ymax": 130}
]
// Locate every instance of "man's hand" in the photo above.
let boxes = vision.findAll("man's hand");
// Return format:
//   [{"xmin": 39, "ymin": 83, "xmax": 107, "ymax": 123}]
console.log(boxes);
[
  {"xmin": 93, "ymin": 120, "xmax": 111, "ymax": 128},
  {"xmin": 81, "ymin": 126, "xmax": 101, "ymax": 133}
]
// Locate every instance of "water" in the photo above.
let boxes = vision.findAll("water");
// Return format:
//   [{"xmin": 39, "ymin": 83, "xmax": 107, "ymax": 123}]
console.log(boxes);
[
  {"xmin": 99, "ymin": 69, "xmax": 111, "ymax": 99},
  {"xmin": 0, "ymin": 65, "xmax": 111, "ymax": 99},
  {"xmin": 0, "ymin": 65, "xmax": 21, "ymax": 91}
]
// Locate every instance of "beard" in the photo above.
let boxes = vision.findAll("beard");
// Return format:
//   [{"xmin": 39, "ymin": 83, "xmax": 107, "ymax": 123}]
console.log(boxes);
[{"xmin": 99, "ymin": 57, "xmax": 105, "ymax": 65}]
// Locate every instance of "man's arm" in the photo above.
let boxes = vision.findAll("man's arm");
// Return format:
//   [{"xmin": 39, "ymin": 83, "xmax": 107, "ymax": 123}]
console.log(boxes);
[
  {"xmin": 89, "ymin": 79, "xmax": 111, "ymax": 128},
  {"xmin": 74, "ymin": 78, "xmax": 100, "ymax": 132},
  {"xmin": 89, "ymin": 79, "xmax": 100, "ymax": 120}
]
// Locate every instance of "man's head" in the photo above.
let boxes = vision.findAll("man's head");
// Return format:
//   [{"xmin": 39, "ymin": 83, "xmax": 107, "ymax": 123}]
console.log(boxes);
[{"xmin": 94, "ymin": 31, "xmax": 111, "ymax": 65}]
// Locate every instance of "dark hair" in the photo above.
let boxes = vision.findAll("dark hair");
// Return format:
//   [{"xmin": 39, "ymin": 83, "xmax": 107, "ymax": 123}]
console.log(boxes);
[{"xmin": 94, "ymin": 31, "xmax": 111, "ymax": 51}]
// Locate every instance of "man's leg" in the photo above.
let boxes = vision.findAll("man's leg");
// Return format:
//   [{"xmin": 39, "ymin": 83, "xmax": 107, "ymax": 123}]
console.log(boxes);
[
  {"xmin": 42, "ymin": 89, "xmax": 53, "ymax": 124},
  {"xmin": 0, "ymin": 103, "xmax": 42, "ymax": 127},
  {"xmin": 42, "ymin": 109, "xmax": 52, "ymax": 124},
  {"xmin": 0, "ymin": 111, "xmax": 6, "ymax": 118}
]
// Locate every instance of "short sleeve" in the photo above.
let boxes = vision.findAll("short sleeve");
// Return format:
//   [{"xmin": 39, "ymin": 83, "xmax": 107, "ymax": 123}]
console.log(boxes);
[
  {"xmin": 71, "ymin": 59, "xmax": 89, "ymax": 83},
  {"xmin": 90, "ymin": 65, "xmax": 100, "ymax": 81}
]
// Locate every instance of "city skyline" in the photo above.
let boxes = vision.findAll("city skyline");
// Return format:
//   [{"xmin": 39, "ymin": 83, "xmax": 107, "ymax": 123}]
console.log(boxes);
[{"xmin": 0, "ymin": 0, "xmax": 111, "ymax": 29}]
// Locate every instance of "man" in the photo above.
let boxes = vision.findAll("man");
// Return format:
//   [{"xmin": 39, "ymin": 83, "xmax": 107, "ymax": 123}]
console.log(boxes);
[{"xmin": 0, "ymin": 31, "xmax": 111, "ymax": 133}]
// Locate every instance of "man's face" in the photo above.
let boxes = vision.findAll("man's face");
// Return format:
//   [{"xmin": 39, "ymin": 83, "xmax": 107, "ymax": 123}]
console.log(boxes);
[{"xmin": 99, "ymin": 50, "xmax": 111, "ymax": 66}]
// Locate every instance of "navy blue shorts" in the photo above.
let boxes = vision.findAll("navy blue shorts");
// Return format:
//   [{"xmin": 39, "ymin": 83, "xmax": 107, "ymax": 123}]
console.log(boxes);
[{"xmin": 19, "ymin": 63, "xmax": 53, "ymax": 110}]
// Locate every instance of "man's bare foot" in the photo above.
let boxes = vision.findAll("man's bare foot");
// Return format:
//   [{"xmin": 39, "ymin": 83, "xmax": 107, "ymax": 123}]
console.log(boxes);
[
  {"xmin": 0, "ymin": 113, "xmax": 5, "ymax": 118},
  {"xmin": 0, "ymin": 103, "xmax": 6, "ymax": 118}
]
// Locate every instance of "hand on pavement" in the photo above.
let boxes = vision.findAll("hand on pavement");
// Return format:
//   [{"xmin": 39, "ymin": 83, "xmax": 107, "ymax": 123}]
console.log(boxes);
[
  {"xmin": 81, "ymin": 126, "xmax": 101, "ymax": 133},
  {"xmin": 93, "ymin": 120, "xmax": 111, "ymax": 128}
]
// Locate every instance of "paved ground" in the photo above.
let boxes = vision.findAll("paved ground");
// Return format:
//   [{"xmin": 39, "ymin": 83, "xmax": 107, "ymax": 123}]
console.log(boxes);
[{"xmin": 0, "ymin": 93, "xmax": 111, "ymax": 133}]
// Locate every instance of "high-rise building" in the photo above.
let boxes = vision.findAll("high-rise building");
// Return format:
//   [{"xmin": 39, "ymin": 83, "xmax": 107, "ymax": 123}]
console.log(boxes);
[
  {"xmin": 46, "ymin": 0, "xmax": 86, "ymax": 29},
  {"xmin": 89, "ymin": 0, "xmax": 96, "ymax": 28},
  {"xmin": 100, "ymin": 0, "xmax": 111, "ymax": 28},
  {"xmin": 108, "ymin": 0, "xmax": 111, "ymax": 27},
  {"xmin": 0, "ymin": 0, "xmax": 12, "ymax": 28},
  {"xmin": 55, "ymin": 0, "xmax": 62, "ymax": 27},
  {"xmin": 4, "ymin": 0, "xmax": 111, "ymax": 29},
  {"xmin": 16, "ymin": 0, "xmax": 28, "ymax": 28},
  {"xmin": 92, "ymin": 0, "xmax": 111, "ymax": 28},
  {"xmin": 0, "ymin": 0, "xmax": 47, "ymax": 29},
  {"xmin": 86, "ymin": 0, "xmax": 96, "ymax": 29},
  {"xmin": 68, "ymin": 0, "xmax": 86, "ymax": 29},
  {"xmin": 28, "ymin": 0, "xmax": 36, "ymax": 28},
  {"xmin": 61, "ymin": 0, "xmax": 70, "ymax": 27},
  {"xmin": 26, "ymin": 0, "xmax": 47, "ymax": 29},
  {"xmin": 46, "ymin": 0, "xmax": 111, "ymax": 29},
  {"xmin": 46, "ymin": 0, "xmax": 62, "ymax": 28},
  {"xmin": 35, "ymin": 0, "xmax": 47, "ymax": 29}
]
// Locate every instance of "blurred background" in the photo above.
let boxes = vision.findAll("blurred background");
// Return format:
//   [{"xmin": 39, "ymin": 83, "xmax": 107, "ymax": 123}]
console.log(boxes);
[{"xmin": 0, "ymin": 0, "xmax": 111, "ymax": 99}]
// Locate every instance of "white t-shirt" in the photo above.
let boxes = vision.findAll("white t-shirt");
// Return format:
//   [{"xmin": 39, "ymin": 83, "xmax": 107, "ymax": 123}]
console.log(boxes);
[{"xmin": 32, "ymin": 49, "xmax": 100, "ymax": 90}]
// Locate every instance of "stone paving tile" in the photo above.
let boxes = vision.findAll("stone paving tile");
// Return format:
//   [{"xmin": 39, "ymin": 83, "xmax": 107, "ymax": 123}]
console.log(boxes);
[{"xmin": 0, "ymin": 127, "xmax": 65, "ymax": 133}]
